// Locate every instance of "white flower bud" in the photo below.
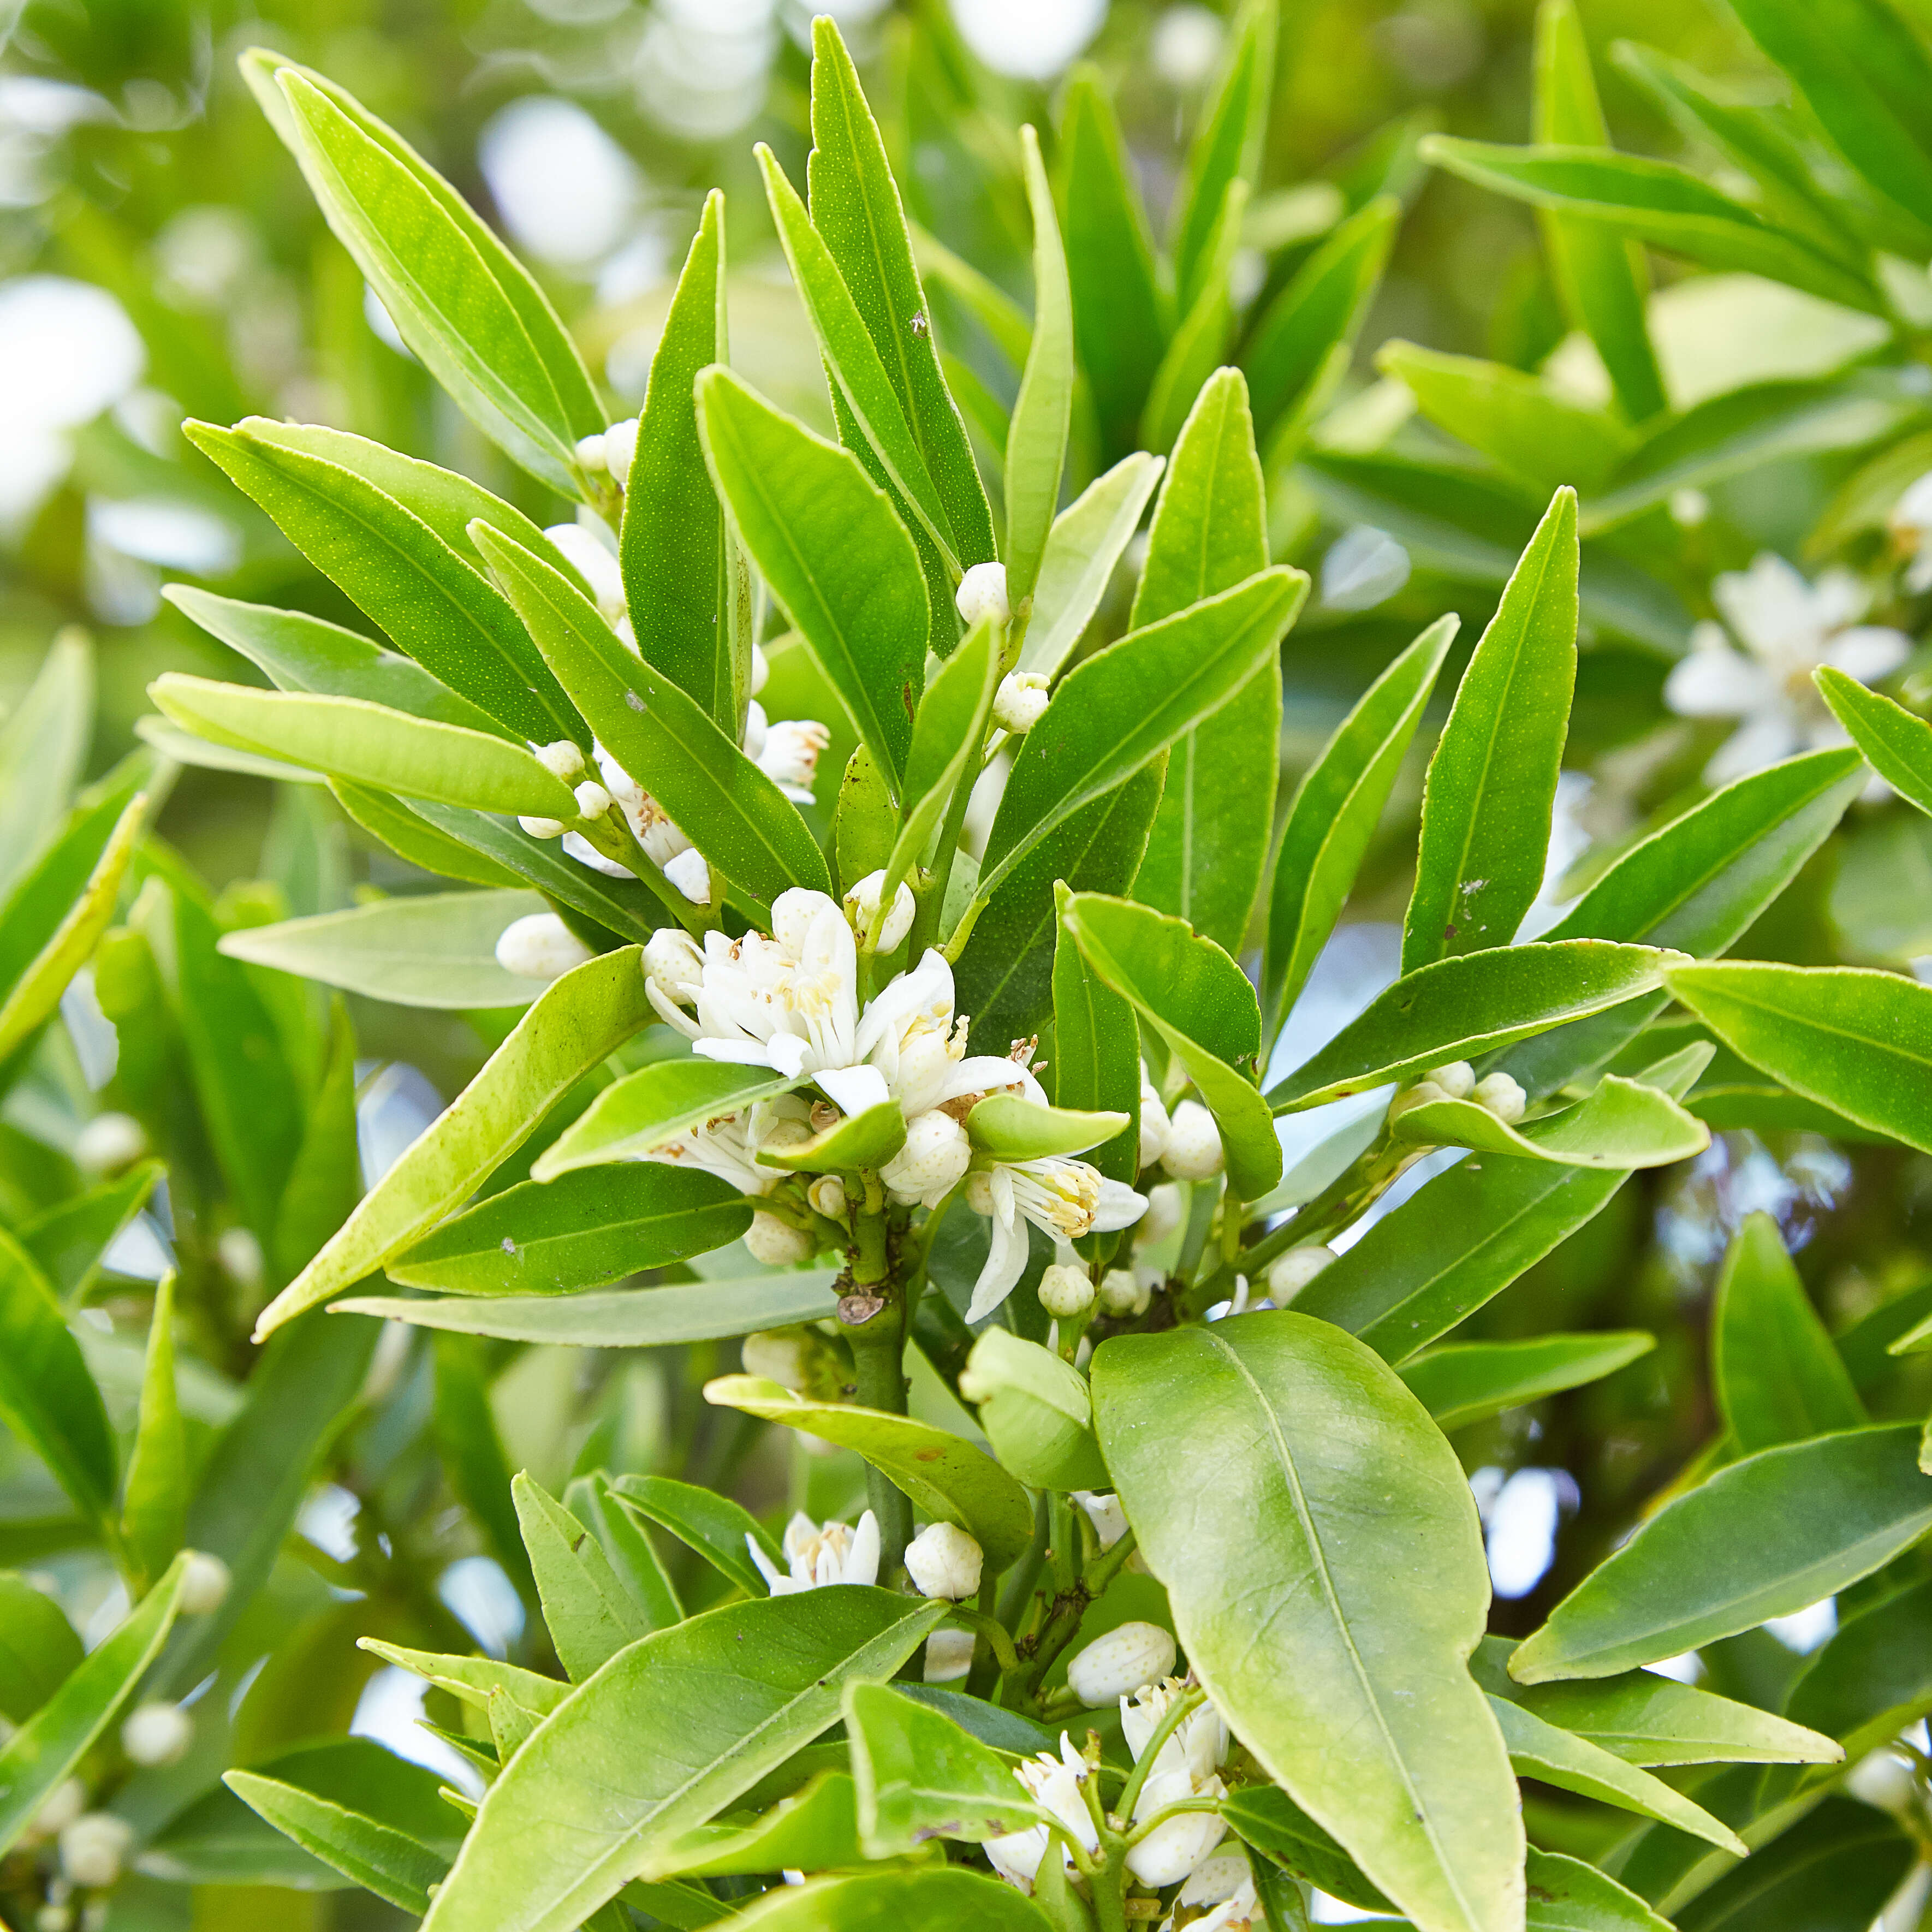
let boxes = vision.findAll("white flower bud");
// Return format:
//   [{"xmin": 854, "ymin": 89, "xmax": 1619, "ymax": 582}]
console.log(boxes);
[
  {"xmin": 534, "ymin": 739, "xmax": 585, "ymax": 781},
  {"xmin": 74, "ymin": 1113, "xmax": 146, "ymax": 1176},
  {"xmin": 1473, "ymin": 1072, "xmax": 1526, "ymax": 1125},
  {"xmin": 1038, "ymin": 1262, "xmax": 1095, "ymax": 1318},
  {"xmin": 177, "ymin": 1551, "xmax": 231, "ymax": 1615},
  {"xmin": 903, "ymin": 1521, "xmax": 984, "ymax": 1600},
  {"xmin": 574, "ymin": 431, "xmax": 608, "ymax": 472},
  {"xmin": 843, "ymin": 869, "xmax": 916, "ymax": 953},
  {"xmin": 992, "ymin": 671, "xmax": 1049, "ymax": 734},
  {"xmin": 750, "ymin": 641, "xmax": 770, "ymax": 697},
  {"xmin": 923, "ymin": 1628, "xmax": 976, "ymax": 1683},
  {"xmin": 955, "ymin": 560, "xmax": 1010, "ymax": 628},
  {"xmin": 59, "ymin": 1814, "xmax": 133, "ymax": 1889},
  {"xmin": 544, "ymin": 520, "xmax": 627, "ymax": 621},
  {"xmin": 602, "ymin": 417, "xmax": 640, "ymax": 481},
  {"xmin": 495, "ymin": 912, "xmax": 595, "ymax": 983},
  {"xmin": 518, "ymin": 815, "xmax": 568, "ymax": 839},
  {"xmin": 807, "ymin": 1175, "xmax": 847, "ymax": 1218},
  {"xmin": 1161, "ymin": 1101, "xmax": 1223, "ymax": 1181},
  {"xmin": 37, "ymin": 1903, "xmax": 73, "ymax": 1932},
  {"xmin": 1097, "ymin": 1267, "xmax": 1150, "ymax": 1317},
  {"xmin": 745, "ymin": 1212, "xmax": 815, "ymax": 1268},
  {"xmin": 741, "ymin": 1329, "xmax": 811, "ymax": 1389},
  {"xmin": 216, "ymin": 1227, "xmax": 263, "ymax": 1293},
  {"xmin": 1423, "ymin": 1061, "xmax": 1475, "ymax": 1100},
  {"xmin": 29, "ymin": 1779, "xmax": 86, "ymax": 1840},
  {"xmin": 1387, "ymin": 1079, "xmax": 1449, "ymax": 1125},
  {"xmin": 1134, "ymin": 1180, "xmax": 1184, "ymax": 1250},
  {"xmin": 663, "ymin": 848, "xmax": 712, "ymax": 905},
  {"xmin": 1266, "ymin": 1244, "xmax": 1335, "ymax": 1303},
  {"xmin": 880, "ymin": 1110, "xmax": 972, "ymax": 1208},
  {"xmin": 573, "ymin": 780, "xmax": 612, "ymax": 821},
  {"xmin": 121, "ymin": 1701, "xmax": 193, "ymax": 1768},
  {"xmin": 964, "ymin": 1168, "xmax": 996, "ymax": 1216},
  {"xmin": 741, "ymin": 699, "xmax": 769, "ymax": 761},
  {"xmin": 1066, "ymin": 1621, "xmax": 1176, "ymax": 1706},
  {"xmin": 1138, "ymin": 1082, "xmax": 1171, "ymax": 1171},
  {"xmin": 1073, "ymin": 1490, "xmax": 1128, "ymax": 1549},
  {"xmin": 756, "ymin": 718, "xmax": 831, "ymax": 802}
]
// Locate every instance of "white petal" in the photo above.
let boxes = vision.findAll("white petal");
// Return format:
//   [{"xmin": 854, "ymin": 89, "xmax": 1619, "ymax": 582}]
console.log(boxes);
[
  {"xmin": 966, "ymin": 1189, "xmax": 1029, "ymax": 1322},
  {"xmin": 694, "ymin": 1038, "xmax": 783, "ymax": 1071},
  {"xmin": 1663, "ymin": 645, "xmax": 1769, "ymax": 720},
  {"xmin": 1826, "ymin": 625, "xmax": 1911, "ymax": 684},
  {"xmin": 814, "ymin": 1063, "xmax": 891, "ymax": 1117},
  {"xmin": 845, "ymin": 1510, "xmax": 881, "ymax": 1587},
  {"xmin": 1713, "ymin": 554, "xmax": 1816, "ymax": 657},
  {"xmin": 746, "ymin": 1533, "xmax": 783, "ymax": 1594},
  {"xmin": 1091, "ymin": 1179, "xmax": 1149, "ymax": 1233},
  {"xmin": 935, "ymin": 1056, "xmax": 1048, "ymax": 1104},
  {"xmin": 1705, "ymin": 709, "xmax": 1802, "ymax": 786}
]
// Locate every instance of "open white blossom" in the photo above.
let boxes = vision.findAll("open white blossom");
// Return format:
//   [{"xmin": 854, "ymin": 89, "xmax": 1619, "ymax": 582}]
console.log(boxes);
[
  {"xmin": 646, "ymin": 1093, "xmax": 815, "ymax": 1198},
  {"xmin": 747, "ymin": 1509, "xmax": 881, "ymax": 1595},
  {"xmin": 964, "ymin": 1159, "xmax": 1146, "ymax": 1322},
  {"xmin": 1167, "ymin": 1852, "xmax": 1262, "ymax": 1931},
  {"xmin": 1663, "ymin": 554, "xmax": 1910, "ymax": 784},
  {"xmin": 984, "ymin": 1733, "xmax": 1099, "ymax": 1893},
  {"xmin": 1122, "ymin": 1676, "xmax": 1232, "ymax": 1889}
]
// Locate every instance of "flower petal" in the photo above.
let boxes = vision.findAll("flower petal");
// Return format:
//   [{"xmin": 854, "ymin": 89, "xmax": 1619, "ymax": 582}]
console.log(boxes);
[
  {"xmin": 813, "ymin": 1063, "xmax": 891, "ymax": 1117},
  {"xmin": 1826, "ymin": 625, "xmax": 1911, "ymax": 684}
]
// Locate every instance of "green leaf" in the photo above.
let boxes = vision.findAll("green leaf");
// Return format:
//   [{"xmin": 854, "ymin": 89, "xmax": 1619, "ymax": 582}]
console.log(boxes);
[
  {"xmin": 754, "ymin": 1101, "xmax": 906, "ymax": 1175},
  {"xmin": 182, "ymin": 420, "xmax": 580, "ymax": 746},
  {"xmin": 1093, "ymin": 1316, "xmax": 1522, "ymax": 1932},
  {"xmin": 1291, "ymin": 1044, "xmax": 1708, "ymax": 1362},
  {"xmin": 358, "ymin": 1639, "xmax": 568, "ymax": 1719},
  {"xmin": 536, "ymin": 1060, "xmax": 799, "ymax": 1179},
  {"xmin": 566, "ymin": 1472, "xmax": 682, "ymax": 1632},
  {"xmin": 1222, "ymin": 1783, "xmax": 1396, "ymax": 1913},
  {"xmin": 704, "ymin": 1375, "xmax": 1033, "ymax": 1570},
  {"xmin": 263, "ymin": 68, "xmax": 597, "ymax": 490},
  {"xmin": 652, "ymin": 1771, "xmax": 862, "ymax": 1879},
  {"xmin": 1782, "ymin": 1573, "xmax": 1932, "ymax": 1765},
  {"xmin": 623, "ymin": 191, "xmax": 743, "ymax": 727},
  {"xmin": 1006, "ymin": 126, "xmax": 1074, "ymax": 613},
  {"xmin": 1524, "ymin": 1849, "xmax": 1675, "ymax": 1932},
  {"xmin": 514, "ymin": 1474, "xmax": 653, "ymax": 1681},
  {"xmin": 389, "ymin": 1166, "xmax": 749, "ymax": 1294},
  {"xmin": 1170, "ymin": 0, "xmax": 1276, "ymax": 308},
  {"xmin": 0, "ymin": 1573, "xmax": 82, "ymax": 1724},
  {"xmin": 1391, "ymin": 1071, "xmax": 1708, "ymax": 1169},
  {"xmin": 0, "ymin": 1230, "xmax": 116, "ymax": 1530},
  {"xmin": 1142, "ymin": 180, "xmax": 1248, "ymax": 455},
  {"xmin": 1021, "ymin": 453, "xmax": 1166, "ymax": 680},
  {"xmin": 961, "ymin": 1326, "xmax": 1109, "ymax": 1491},
  {"xmin": 611, "ymin": 1475, "xmax": 784, "ymax": 1601},
  {"xmin": 1050, "ymin": 882, "xmax": 1140, "ymax": 1195},
  {"xmin": 1511, "ymin": 1423, "xmax": 1932, "ymax": 1681},
  {"xmin": 979, "ymin": 567, "xmax": 1307, "ymax": 906},
  {"xmin": 121, "ymin": 1270, "xmax": 186, "ymax": 1588},
  {"xmin": 135, "ymin": 718, "xmax": 325, "ymax": 787},
  {"xmin": 1665, "ymin": 961, "xmax": 1932, "ymax": 1155},
  {"xmin": 965, "ymin": 1094, "xmax": 1127, "ymax": 1161},
  {"xmin": 1713, "ymin": 1212, "xmax": 1865, "ymax": 1454},
  {"xmin": 1130, "ymin": 367, "xmax": 1277, "ymax": 955},
  {"xmin": 17, "ymin": 1163, "xmax": 159, "ymax": 1304},
  {"xmin": 1420, "ymin": 139, "xmax": 1881, "ymax": 312},
  {"xmin": 330, "ymin": 782, "xmax": 525, "ymax": 890},
  {"xmin": 471, "ymin": 520, "xmax": 833, "ymax": 913},
  {"xmin": 1273, "ymin": 941, "xmax": 1678, "ymax": 1112},
  {"xmin": 0, "ymin": 628, "xmax": 92, "ymax": 900},
  {"xmin": 834, "ymin": 747, "xmax": 897, "ymax": 897},
  {"xmin": 1265, "ymin": 617, "xmax": 1458, "ymax": 1035},
  {"xmin": 255, "ymin": 947, "xmax": 656, "ymax": 1337},
  {"xmin": 1673, "ymin": 1797, "xmax": 1913, "ymax": 1932},
  {"xmin": 719, "ymin": 1867, "xmax": 1051, "ymax": 1931},
  {"xmin": 417, "ymin": 1589, "xmax": 944, "ymax": 1931},
  {"xmin": 844, "ymin": 1681, "xmax": 1041, "ymax": 1856},
  {"xmin": 1488, "ymin": 1695, "xmax": 1747, "ymax": 1854},
  {"xmin": 1398, "ymin": 1331, "xmax": 1655, "ymax": 1431},
  {"xmin": 1531, "ymin": 0, "xmax": 1666, "ymax": 422},
  {"xmin": 0, "ymin": 1553, "xmax": 187, "ymax": 1856},
  {"xmin": 882, "ymin": 616, "xmax": 998, "ymax": 907},
  {"xmin": 1402, "ymin": 488, "xmax": 1578, "ymax": 973},
  {"xmin": 216, "ymin": 889, "xmax": 551, "ymax": 1011},
  {"xmin": 697, "ymin": 367, "xmax": 926, "ymax": 792},
  {"xmin": 1817, "ymin": 665, "xmax": 1932, "ymax": 815},
  {"xmin": 1061, "ymin": 892, "xmax": 1280, "ymax": 1198},
  {"xmin": 336, "ymin": 1274, "xmax": 842, "ymax": 1347}
]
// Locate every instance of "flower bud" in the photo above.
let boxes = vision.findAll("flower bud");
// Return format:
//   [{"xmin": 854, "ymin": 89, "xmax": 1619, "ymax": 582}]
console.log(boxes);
[
  {"xmin": 178, "ymin": 1551, "xmax": 230, "ymax": 1615},
  {"xmin": 807, "ymin": 1175, "xmax": 847, "ymax": 1219},
  {"xmin": 1161, "ymin": 1101, "xmax": 1223, "ymax": 1181},
  {"xmin": 1423, "ymin": 1061, "xmax": 1475, "ymax": 1100},
  {"xmin": 663, "ymin": 848, "xmax": 712, "ymax": 905},
  {"xmin": 29, "ymin": 1779, "xmax": 85, "ymax": 1840},
  {"xmin": 1387, "ymin": 1079, "xmax": 1449, "ymax": 1125},
  {"xmin": 1134, "ymin": 1180, "xmax": 1184, "ymax": 1250},
  {"xmin": 756, "ymin": 718, "xmax": 831, "ymax": 802},
  {"xmin": 643, "ymin": 927, "xmax": 705, "ymax": 1001},
  {"xmin": 59, "ymin": 1813, "xmax": 133, "ymax": 1888},
  {"xmin": 535, "ymin": 739, "xmax": 585, "ymax": 781},
  {"xmin": 1073, "ymin": 1490, "xmax": 1128, "ymax": 1548},
  {"xmin": 602, "ymin": 417, "xmax": 640, "ymax": 481},
  {"xmin": 573, "ymin": 431, "xmax": 608, "ymax": 472},
  {"xmin": 924, "ymin": 1628, "xmax": 976, "ymax": 1683},
  {"xmin": 955, "ymin": 560, "xmax": 1010, "ymax": 628},
  {"xmin": 843, "ymin": 869, "xmax": 916, "ymax": 953},
  {"xmin": 1066, "ymin": 1621, "xmax": 1176, "ymax": 1706},
  {"xmin": 518, "ymin": 814, "xmax": 568, "ymax": 839},
  {"xmin": 1265, "ymin": 1244, "xmax": 1335, "ymax": 1302},
  {"xmin": 573, "ymin": 780, "xmax": 612, "ymax": 821},
  {"xmin": 745, "ymin": 1212, "xmax": 815, "ymax": 1268},
  {"xmin": 750, "ymin": 641, "xmax": 770, "ymax": 697},
  {"xmin": 1138, "ymin": 1079, "xmax": 1172, "ymax": 1170},
  {"xmin": 992, "ymin": 671, "xmax": 1049, "ymax": 734},
  {"xmin": 74, "ymin": 1112, "xmax": 146, "ymax": 1176},
  {"xmin": 1097, "ymin": 1268, "xmax": 1149, "ymax": 1317},
  {"xmin": 216, "ymin": 1227, "xmax": 263, "ymax": 1293},
  {"xmin": 1038, "ymin": 1263, "xmax": 1095, "ymax": 1319},
  {"xmin": 121, "ymin": 1701, "xmax": 193, "ymax": 1767},
  {"xmin": 1473, "ymin": 1072, "xmax": 1526, "ymax": 1125},
  {"xmin": 880, "ymin": 1110, "xmax": 972, "ymax": 1209},
  {"xmin": 903, "ymin": 1521, "xmax": 984, "ymax": 1600},
  {"xmin": 37, "ymin": 1903, "xmax": 73, "ymax": 1932},
  {"xmin": 495, "ymin": 912, "xmax": 595, "ymax": 982},
  {"xmin": 544, "ymin": 521, "xmax": 627, "ymax": 620},
  {"xmin": 741, "ymin": 1329, "xmax": 811, "ymax": 1389}
]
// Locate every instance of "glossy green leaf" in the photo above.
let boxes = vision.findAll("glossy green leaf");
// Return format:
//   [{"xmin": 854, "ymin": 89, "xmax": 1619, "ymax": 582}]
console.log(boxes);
[
  {"xmin": 1266, "ymin": 617, "xmax": 1457, "ymax": 1036},
  {"xmin": 1094, "ymin": 1316, "xmax": 1521, "ymax": 1932},
  {"xmin": 962, "ymin": 1326, "xmax": 1108, "ymax": 1491},
  {"xmin": 16, "ymin": 1163, "xmax": 159, "ymax": 1305},
  {"xmin": 1170, "ymin": 0, "xmax": 1275, "ymax": 308},
  {"xmin": 121, "ymin": 1271, "xmax": 186, "ymax": 1588},
  {"xmin": 256, "ymin": 947, "xmax": 656, "ymax": 1336},
  {"xmin": 1402, "ymin": 488, "xmax": 1578, "ymax": 973},
  {"xmin": 338, "ymin": 1273, "xmax": 842, "ymax": 1347},
  {"xmin": 724, "ymin": 1867, "xmax": 1051, "ymax": 1931},
  {"xmin": 834, "ymin": 746, "xmax": 896, "ymax": 897},
  {"xmin": 1060, "ymin": 891, "xmax": 1280, "ymax": 1197},
  {"xmin": 1673, "ymin": 1797, "xmax": 1913, "ymax": 1932},
  {"xmin": 1142, "ymin": 179, "xmax": 1247, "ymax": 455},
  {"xmin": 0, "ymin": 1553, "xmax": 186, "ymax": 1856},
  {"xmin": 0, "ymin": 628, "xmax": 91, "ymax": 900},
  {"xmin": 536, "ymin": 1059, "xmax": 798, "ymax": 1179},
  {"xmin": 1666, "ymin": 961, "xmax": 1932, "ymax": 1155},
  {"xmin": 1713, "ymin": 1212, "xmax": 1865, "ymax": 1454},
  {"xmin": 0, "ymin": 1574, "xmax": 82, "ymax": 1725},
  {"xmin": 418, "ymin": 1589, "xmax": 944, "ymax": 1931},
  {"xmin": 704, "ymin": 1375, "xmax": 1033, "ymax": 1569},
  {"xmin": 1524, "ymin": 1850, "xmax": 1674, "ymax": 1932},
  {"xmin": 1273, "ymin": 941, "xmax": 1677, "ymax": 1111},
  {"xmin": 1817, "ymin": 665, "xmax": 1932, "ymax": 815},
  {"xmin": 1390, "ymin": 1072, "xmax": 1708, "ymax": 1169},
  {"xmin": 1782, "ymin": 1574, "xmax": 1932, "ymax": 1766},
  {"xmin": 979, "ymin": 567, "xmax": 1307, "ymax": 906},
  {"xmin": 566, "ymin": 1471, "xmax": 682, "ymax": 1632},
  {"xmin": 1512, "ymin": 1423, "xmax": 1932, "ymax": 1681},
  {"xmin": 1005, "ymin": 126, "xmax": 1074, "ymax": 612},
  {"xmin": 653, "ymin": 1771, "xmax": 861, "ymax": 1879},
  {"xmin": 757, "ymin": 1101, "xmax": 906, "ymax": 1174},
  {"xmin": 472, "ymin": 520, "xmax": 833, "ymax": 912},
  {"xmin": 329, "ymin": 782, "xmax": 524, "ymax": 889},
  {"xmin": 1222, "ymin": 1782, "xmax": 1396, "ymax": 1912},
  {"xmin": 1020, "ymin": 452, "xmax": 1165, "ymax": 679},
  {"xmin": 360, "ymin": 1639, "xmax": 568, "ymax": 1718},
  {"xmin": 1131, "ymin": 367, "xmax": 1278, "ymax": 954},
  {"xmin": 882, "ymin": 616, "xmax": 997, "ymax": 907},
  {"xmin": 182, "ymin": 420, "xmax": 579, "ymax": 745},
  {"xmin": 134, "ymin": 718, "xmax": 323, "ymax": 786},
  {"xmin": 697, "ymin": 367, "xmax": 926, "ymax": 791},
  {"xmin": 1398, "ymin": 1331, "xmax": 1655, "ymax": 1431},
  {"xmin": 514, "ymin": 1474, "xmax": 653, "ymax": 1681},
  {"xmin": 965, "ymin": 1094, "xmax": 1127, "ymax": 1162},
  {"xmin": 1049, "ymin": 881, "xmax": 1140, "ymax": 1194},
  {"xmin": 611, "ymin": 1473, "xmax": 784, "ymax": 1600}
]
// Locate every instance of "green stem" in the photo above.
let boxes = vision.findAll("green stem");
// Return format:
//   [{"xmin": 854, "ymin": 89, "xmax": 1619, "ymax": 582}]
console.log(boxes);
[
  {"xmin": 847, "ymin": 1186, "xmax": 912, "ymax": 1570},
  {"xmin": 1113, "ymin": 1685, "xmax": 1205, "ymax": 1824},
  {"xmin": 944, "ymin": 1603, "xmax": 1024, "ymax": 1680}
]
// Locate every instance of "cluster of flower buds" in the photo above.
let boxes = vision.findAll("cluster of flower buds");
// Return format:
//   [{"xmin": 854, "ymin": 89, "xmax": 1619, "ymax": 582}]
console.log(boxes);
[{"xmin": 1387, "ymin": 1060, "xmax": 1525, "ymax": 1129}]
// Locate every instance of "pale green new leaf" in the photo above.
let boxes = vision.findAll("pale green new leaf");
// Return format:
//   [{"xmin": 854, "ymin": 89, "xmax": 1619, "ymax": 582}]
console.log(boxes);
[
  {"xmin": 1398, "ymin": 1331, "xmax": 1655, "ymax": 1431},
  {"xmin": 121, "ymin": 1271, "xmax": 186, "ymax": 1589},
  {"xmin": 1020, "ymin": 453, "xmax": 1165, "ymax": 679},
  {"xmin": 1816, "ymin": 665, "xmax": 1932, "ymax": 817},
  {"xmin": 537, "ymin": 1061, "xmax": 802, "ymax": 1178},
  {"xmin": 0, "ymin": 628, "xmax": 91, "ymax": 900},
  {"xmin": 1004, "ymin": 126, "xmax": 1074, "ymax": 612},
  {"xmin": 1391, "ymin": 1072, "xmax": 1708, "ymax": 1169}
]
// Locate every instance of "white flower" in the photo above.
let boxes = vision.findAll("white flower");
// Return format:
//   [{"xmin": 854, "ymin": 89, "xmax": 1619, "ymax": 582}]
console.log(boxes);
[
  {"xmin": 59, "ymin": 1813, "xmax": 133, "ymax": 1888},
  {"xmin": 663, "ymin": 848, "xmax": 712, "ymax": 905},
  {"xmin": 1073, "ymin": 1490, "xmax": 1128, "ymax": 1549},
  {"xmin": 1122, "ymin": 1677, "xmax": 1231, "ymax": 1889},
  {"xmin": 879, "ymin": 1109, "xmax": 972, "ymax": 1208},
  {"xmin": 28, "ymin": 1779, "xmax": 85, "ymax": 1841},
  {"xmin": 843, "ymin": 868, "xmax": 916, "ymax": 952},
  {"xmin": 1138, "ymin": 1069, "xmax": 1171, "ymax": 1170},
  {"xmin": 1664, "ymin": 554, "xmax": 1910, "ymax": 784},
  {"xmin": 745, "ymin": 1210, "xmax": 815, "ymax": 1265},
  {"xmin": 903, "ymin": 1521, "xmax": 983, "ymax": 1600},
  {"xmin": 544, "ymin": 520, "xmax": 627, "ymax": 623},
  {"xmin": 964, "ymin": 1158, "xmax": 1146, "ymax": 1322},
  {"xmin": 924, "ymin": 1628, "xmax": 976, "ymax": 1682},
  {"xmin": 984, "ymin": 1733, "xmax": 1099, "ymax": 1894},
  {"xmin": 1038, "ymin": 1262, "xmax": 1095, "ymax": 1318},
  {"xmin": 993, "ymin": 672, "xmax": 1050, "ymax": 734},
  {"xmin": 750, "ymin": 641, "xmax": 770, "ymax": 697},
  {"xmin": 647, "ymin": 1093, "xmax": 813, "ymax": 1198},
  {"xmin": 1151, "ymin": 4, "xmax": 1226, "ymax": 87},
  {"xmin": 74, "ymin": 1112, "xmax": 146, "ymax": 1175},
  {"xmin": 1890, "ymin": 471, "xmax": 1932, "ymax": 592},
  {"xmin": 495, "ymin": 912, "xmax": 594, "ymax": 982},
  {"xmin": 1265, "ymin": 1244, "xmax": 1335, "ymax": 1301},
  {"xmin": 757, "ymin": 718, "xmax": 832, "ymax": 803},
  {"xmin": 1473, "ymin": 1071, "xmax": 1526, "ymax": 1124},
  {"xmin": 574, "ymin": 430, "xmax": 608, "ymax": 473},
  {"xmin": 956, "ymin": 560, "xmax": 1010, "ymax": 627},
  {"xmin": 178, "ymin": 1551, "xmax": 230, "ymax": 1614},
  {"xmin": 602, "ymin": 415, "xmax": 639, "ymax": 482},
  {"xmin": 1162, "ymin": 1101, "xmax": 1223, "ymax": 1180},
  {"xmin": 121, "ymin": 1701, "xmax": 192, "ymax": 1768},
  {"xmin": 747, "ymin": 1509, "xmax": 881, "ymax": 1595},
  {"xmin": 1168, "ymin": 1853, "xmax": 1262, "ymax": 1931},
  {"xmin": 644, "ymin": 928, "xmax": 705, "ymax": 1003},
  {"xmin": 1066, "ymin": 1621, "xmax": 1176, "ymax": 1706}
]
